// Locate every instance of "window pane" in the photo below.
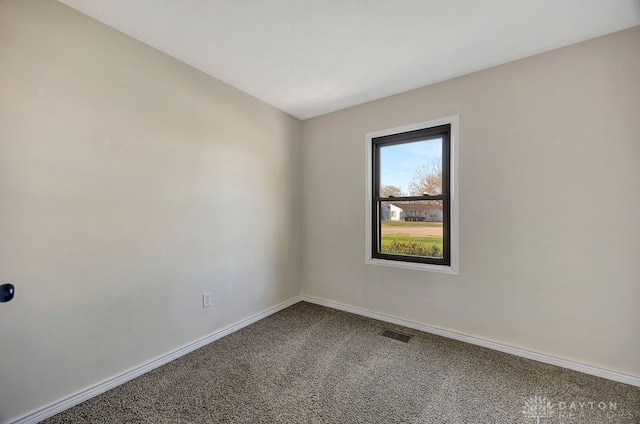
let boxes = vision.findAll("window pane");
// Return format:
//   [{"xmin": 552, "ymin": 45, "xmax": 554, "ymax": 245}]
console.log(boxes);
[
  {"xmin": 380, "ymin": 200, "xmax": 443, "ymax": 258},
  {"xmin": 380, "ymin": 139, "xmax": 442, "ymax": 196}
]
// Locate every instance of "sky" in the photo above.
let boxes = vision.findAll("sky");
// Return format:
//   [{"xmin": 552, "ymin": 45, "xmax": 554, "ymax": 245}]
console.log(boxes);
[{"xmin": 380, "ymin": 138, "xmax": 442, "ymax": 194}]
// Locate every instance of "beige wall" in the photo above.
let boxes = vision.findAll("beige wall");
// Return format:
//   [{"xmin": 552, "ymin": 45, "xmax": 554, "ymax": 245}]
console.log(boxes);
[
  {"xmin": 302, "ymin": 27, "xmax": 640, "ymax": 377},
  {"xmin": 0, "ymin": 1, "xmax": 301, "ymax": 422}
]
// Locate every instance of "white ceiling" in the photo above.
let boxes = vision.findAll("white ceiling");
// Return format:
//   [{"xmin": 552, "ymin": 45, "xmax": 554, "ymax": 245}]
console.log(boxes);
[{"xmin": 58, "ymin": 0, "xmax": 640, "ymax": 120}]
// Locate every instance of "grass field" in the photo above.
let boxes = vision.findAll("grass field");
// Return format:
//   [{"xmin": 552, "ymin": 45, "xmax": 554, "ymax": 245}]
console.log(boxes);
[
  {"xmin": 381, "ymin": 234, "xmax": 443, "ymax": 250},
  {"xmin": 380, "ymin": 220, "xmax": 443, "ymax": 257}
]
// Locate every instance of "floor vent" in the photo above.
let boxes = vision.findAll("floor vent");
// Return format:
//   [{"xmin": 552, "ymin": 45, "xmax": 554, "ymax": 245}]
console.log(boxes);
[{"xmin": 380, "ymin": 330, "xmax": 412, "ymax": 343}]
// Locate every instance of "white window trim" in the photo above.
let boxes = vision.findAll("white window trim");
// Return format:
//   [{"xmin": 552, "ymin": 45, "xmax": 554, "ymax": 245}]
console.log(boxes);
[{"xmin": 365, "ymin": 115, "xmax": 459, "ymax": 275}]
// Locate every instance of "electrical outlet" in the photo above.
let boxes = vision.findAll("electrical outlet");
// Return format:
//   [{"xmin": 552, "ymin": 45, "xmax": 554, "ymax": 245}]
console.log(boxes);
[{"xmin": 203, "ymin": 292, "xmax": 212, "ymax": 308}]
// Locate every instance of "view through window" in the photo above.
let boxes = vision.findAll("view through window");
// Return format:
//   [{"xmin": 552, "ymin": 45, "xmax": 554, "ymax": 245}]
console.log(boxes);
[{"xmin": 372, "ymin": 124, "xmax": 450, "ymax": 266}]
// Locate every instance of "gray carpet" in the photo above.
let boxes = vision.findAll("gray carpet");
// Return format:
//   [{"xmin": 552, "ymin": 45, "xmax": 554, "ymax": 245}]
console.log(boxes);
[{"xmin": 43, "ymin": 302, "xmax": 639, "ymax": 423}]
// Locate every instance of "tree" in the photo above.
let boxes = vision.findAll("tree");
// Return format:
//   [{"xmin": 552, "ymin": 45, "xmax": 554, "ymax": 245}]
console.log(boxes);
[
  {"xmin": 408, "ymin": 158, "xmax": 442, "ymax": 197},
  {"xmin": 380, "ymin": 185, "xmax": 402, "ymax": 197}
]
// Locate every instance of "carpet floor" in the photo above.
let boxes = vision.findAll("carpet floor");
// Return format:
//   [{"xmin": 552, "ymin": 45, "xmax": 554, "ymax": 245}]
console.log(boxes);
[{"xmin": 42, "ymin": 302, "xmax": 639, "ymax": 423}]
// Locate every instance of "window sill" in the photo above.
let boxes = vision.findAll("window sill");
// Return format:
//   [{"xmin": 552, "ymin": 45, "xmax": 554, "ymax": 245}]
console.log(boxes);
[{"xmin": 365, "ymin": 257, "xmax": 459, "ymax": 275}]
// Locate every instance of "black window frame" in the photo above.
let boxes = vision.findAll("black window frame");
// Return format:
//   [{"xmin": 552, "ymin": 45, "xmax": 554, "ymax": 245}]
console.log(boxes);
[{"xmin": 371, "ymin": 124, "xmax": 451, "ymax": 266}]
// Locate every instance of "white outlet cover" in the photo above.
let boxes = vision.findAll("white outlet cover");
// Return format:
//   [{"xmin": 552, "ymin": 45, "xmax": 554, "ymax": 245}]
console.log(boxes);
[{"xmin": 203, "ymin": 292, "xmax": 212, "ymax": 308}]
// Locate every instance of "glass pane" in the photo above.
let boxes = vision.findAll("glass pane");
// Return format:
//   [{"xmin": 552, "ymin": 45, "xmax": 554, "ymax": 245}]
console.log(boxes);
[
  {"xmin": 380, "ymin": 200, "xmax": 443, "ymax": 258},
  {"xmin": 380, "ymin": 138, "xmax": 442, "ymax": 196}
]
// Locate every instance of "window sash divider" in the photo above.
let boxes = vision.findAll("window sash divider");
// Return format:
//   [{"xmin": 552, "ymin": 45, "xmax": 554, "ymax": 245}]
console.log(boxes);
[{"xmin": 375, "ymin": 195, "xmax": 446, "ymax": 202}]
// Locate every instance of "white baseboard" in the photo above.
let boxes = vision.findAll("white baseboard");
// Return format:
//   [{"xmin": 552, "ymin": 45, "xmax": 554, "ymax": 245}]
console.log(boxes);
[
  {"xmin": 12, "ymin": 295, "xmax": 302, "ymax": 424},
  {"xmin": 302, "ymin": 295, "xmax": 640, "ymax": 388}
]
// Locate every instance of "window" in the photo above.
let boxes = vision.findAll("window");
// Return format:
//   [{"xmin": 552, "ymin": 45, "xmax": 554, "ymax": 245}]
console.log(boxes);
[{"xmin": 366, "ymin": 116, "xmax": 458, "ymax": 274}]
